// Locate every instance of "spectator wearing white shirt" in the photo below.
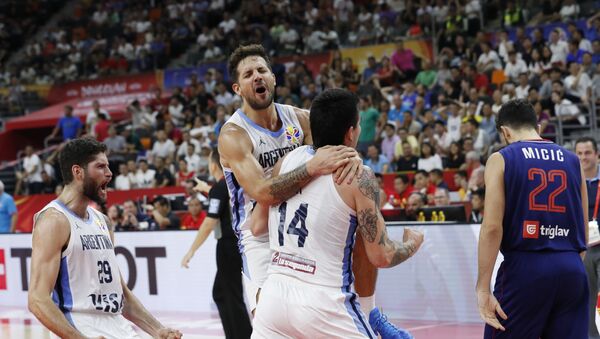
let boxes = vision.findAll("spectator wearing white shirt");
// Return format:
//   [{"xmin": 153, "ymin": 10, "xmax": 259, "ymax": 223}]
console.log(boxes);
[
  {"xmin": 446, "ymin": 103, "xmax": 463, "ymax": 143},
  {"xmin": 218, "ymin": 12, "xmax": 236, "ymax": 35},
  {"xmin": 214, "ymin": 82, "xmax": 234, "ymax": 107},
  {"xmin": 417, "ymin": 143, "xmax": 443, "ymax": 172},
  {"xmin": 19, "ymin": 145, "xmax": 44, "ymax": 194},
  {"xmin": 203, "ymin": 41, "xmax": 223, "ymax": 61},
  {"xmin": 177, "ymin": 131, "xmax": 201, "ymax": 158},
  {"xmin": 305, "ymin": 27, "xmax": 327, "ymax": 53},
  {"xmin": 115, "ymin": 163, "xmax": 132, "ymax": 190},
  {"xmin": 515, "ymin": 73, "xmax": 531, "ymax": 99},
  {"xmin": 86, "ymin": 100, "xmax": 110, "ymax": 137},
  {"xmin": 135, "ymin": 159, "xmax": 156, "ymax": 189},
  {"xmin": 559, "ymin": 0, "xmax": 579, "ymax": 21},
  {"xmin": 151, "ymin": 129, "xmax": 176, "ymax": 163},
  {"xmin": 168, "ymin": 97, "xmax": 185, "ymax": 127},
  {"xmin": 279, "ymin": 22, "xmax": 299, "ymax": 54},
  {"xmin": 552, "ymin": 90, "xmax": 585, "ymax": 125},
  {"xmin": 184, "ymin": 144, "xmax": 202, "ymax": 173},
  {"xmin": 549, "ymin": 30, "xmax": 569, "ymax": 65},
  {"xmin": 126, "ymin": 160, "xmax": 139, "ymax": 189},
  {"xmin": 564, "ymin": 62, "xmax": 592, "ymax": 102},
  {"xmin": 477, "ymin": 42, "xmax": 502, "ymax": 73},
  {"xmin": 504, "ymin": 50, "xmax": 527, "ymax": 82},
  {"xmin": 196, "ymin": 26, "xmax": 213, "ymax": 49}
]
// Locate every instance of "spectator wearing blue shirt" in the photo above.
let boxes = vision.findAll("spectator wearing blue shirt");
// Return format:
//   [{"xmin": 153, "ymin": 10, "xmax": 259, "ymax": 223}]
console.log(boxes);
[
  {"xmin": 47, "ymin": 105, "xmax": 82, "ymax": 143},
  {"xmin": 566, "ymin": 40, "xmax": 585, "ymax": 64},
  {"xmin": 364, "ymin": 145, "xmax": 390, "ymax": 174},
  {"xmin": 361, "ymin": 56, "xmax": 380, "ymax": 84},
  {"xmin": 388, "ymin": 94, "xmax": 404, "ymax": 124},
  {"xmin": 0, "ymin": 180, "xmax": 17, "ymax": 233}
]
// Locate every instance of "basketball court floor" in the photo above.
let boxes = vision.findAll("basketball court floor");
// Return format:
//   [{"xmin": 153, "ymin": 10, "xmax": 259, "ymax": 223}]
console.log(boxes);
[{"xmin": 0, "ymin": 306, "xmax": 483, "ymax": 338}]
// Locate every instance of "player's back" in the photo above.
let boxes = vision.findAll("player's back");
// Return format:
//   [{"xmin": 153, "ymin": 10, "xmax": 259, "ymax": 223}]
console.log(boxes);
[
  {"xmin": 267, "ymin": 145, "xmax": 358, "ymax": 289},
  {"xmin": 499, "ymin": 140, "xmax": 586, "ymax": 253}
]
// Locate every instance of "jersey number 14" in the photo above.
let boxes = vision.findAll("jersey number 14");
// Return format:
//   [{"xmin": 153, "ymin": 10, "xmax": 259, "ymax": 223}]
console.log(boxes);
[{"xmin": 277, "ymin": 202, "xmax": 309, "ymax": 247}]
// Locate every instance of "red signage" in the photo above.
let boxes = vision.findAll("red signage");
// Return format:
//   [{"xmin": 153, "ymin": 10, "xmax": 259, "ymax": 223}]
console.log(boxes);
[
  {"xmin": 47, "ymin": 73, "xmax": 159, "ymax": 104},
  {"xmin": 0, "ymin": 249, "xmax": 6, "ymax": 290}
]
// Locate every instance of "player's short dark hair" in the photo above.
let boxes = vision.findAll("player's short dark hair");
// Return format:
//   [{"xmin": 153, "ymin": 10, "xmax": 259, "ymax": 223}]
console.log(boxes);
[
  {"xmin": 310, "ymin": 89, "xmax": 359, "ymax": 149},
  {"xmin": 59, "ymin": 137, "xmax": 107, "ymax": 185},
  {"xmin": 228, "ymin": 44, "xmax": 272, "ymax": 83},
  {"xmin": 575, "ymin": 136, "xmax": 598, "ymax": 153},
  {"xmin": 497, "ymin": 99, "xmax": 537, "ymax": 131}
]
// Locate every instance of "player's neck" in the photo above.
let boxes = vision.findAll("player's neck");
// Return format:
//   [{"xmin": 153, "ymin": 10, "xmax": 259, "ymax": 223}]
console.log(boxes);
[
  {"xmin": 57, "ymin": 185, "xmax": 90, "ymax": 219},
  {"xmin": 507, "ymin": 130, "xmax": 542, "ymax": 144},
  {"xmin": 214, "ymin": 170, "xmax": 224, "ymax": 181},
  {"xmin": 241, "ymin": 103, "xmax": 280, "ymax": 131}
]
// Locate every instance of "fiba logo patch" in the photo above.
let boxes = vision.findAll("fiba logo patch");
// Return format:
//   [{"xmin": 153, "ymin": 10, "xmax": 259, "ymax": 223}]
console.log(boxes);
[
  {"xmin": 285, "ymin": 125, "xmax": 300, "ymax": 144},
  {"xmin": 523, "ymin": 220, "xmax": 540, "ymax": 239}
]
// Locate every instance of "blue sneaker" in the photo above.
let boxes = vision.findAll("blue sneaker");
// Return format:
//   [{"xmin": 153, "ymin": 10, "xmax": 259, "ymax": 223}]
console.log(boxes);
[{"xmin": 368, "ymin": 308, "xmax": 414, "ymax": 339}]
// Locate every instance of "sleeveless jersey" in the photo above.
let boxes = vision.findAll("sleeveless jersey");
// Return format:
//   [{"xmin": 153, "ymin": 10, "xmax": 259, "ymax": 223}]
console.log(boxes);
[
  {"xmin": 267, "ymin": 146, "xmax": 359, "ymax": 289},
  {"xmin": 222, "ymin": 103, "xmax": 304, "ymax": 241},
  {"xmin": 34, "ymin": 200, "xmax": 124, "ymax": 324},
  {"xmin": 499, "ymin": 140, "xmax": 586, "ymax": 254}
]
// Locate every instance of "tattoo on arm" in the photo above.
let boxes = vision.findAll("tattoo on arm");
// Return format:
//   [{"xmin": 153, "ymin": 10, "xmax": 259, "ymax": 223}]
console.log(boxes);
[
  {"xmin": 388, "ymin": 241, "xmax": 415, "ymax": 267},
  {"xmin": 358, "ymin": 208, "xmax": 378, "ymax": 242},
  {"xmin": 358, "ymin": 169, "xmax": 381, "ymax": 209},
  {"xmin": 269, "ymin": 163, "xmax": 312, "ymax": 202}
]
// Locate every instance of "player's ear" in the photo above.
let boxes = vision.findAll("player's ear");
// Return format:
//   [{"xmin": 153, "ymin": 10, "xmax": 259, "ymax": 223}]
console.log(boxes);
[
  {"xmin": 345, "ymin": 126, "xmax": 355, "ymax": 146},
  {"xmin": 232, "ymin": 82, "xmax": 241, "ymax": 96}
]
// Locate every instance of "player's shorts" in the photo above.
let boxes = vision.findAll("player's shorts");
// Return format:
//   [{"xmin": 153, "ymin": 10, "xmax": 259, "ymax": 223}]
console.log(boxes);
[
  {"xmin": 53, "ymin": 312, "xmax": 139, "ymax": 339},
  {"xmin": 484, "ymin": 251, "xmax": 588, "ymax": 339},
  {"xmin": 239, "ymin": 230, "xmax": 271, "ymax": 312},
  {"xmin": 252, "ymin": 274, "xmax": 376, "ymax": 339}
]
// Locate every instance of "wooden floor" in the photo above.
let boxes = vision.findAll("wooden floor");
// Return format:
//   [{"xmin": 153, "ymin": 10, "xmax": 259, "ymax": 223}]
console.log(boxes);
[{"xmin": 0, "ymin": 307, "xmax": 483, "ymax": 338}]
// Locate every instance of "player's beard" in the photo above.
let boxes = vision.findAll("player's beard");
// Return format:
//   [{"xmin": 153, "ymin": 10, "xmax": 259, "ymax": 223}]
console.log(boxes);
[
  {"xmin": 246, "ymin": 84, "xmax": 275, "ymax": 110},
  {"xmin": 83, "ymin": 175, "xmax": 105, "ymax": 205}
]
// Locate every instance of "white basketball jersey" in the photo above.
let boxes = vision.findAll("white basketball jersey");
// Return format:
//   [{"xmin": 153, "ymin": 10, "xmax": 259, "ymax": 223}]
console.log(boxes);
[
  {"xmin": 222, "ymin": 103, "xmax": 304, "ymax": 240},
  {"xmin": 267, "ymin": 146, "xmax": 359, "ymax": 289},
  {"xmin": 34, "ymin": 200, "xmax": 124, "ymax": 324}
]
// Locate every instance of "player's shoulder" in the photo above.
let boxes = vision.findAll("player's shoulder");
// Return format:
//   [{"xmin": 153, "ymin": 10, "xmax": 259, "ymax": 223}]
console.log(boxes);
[
  {"xmin": 345, "ymin": 165, "xmax": 378, "ymax": 192},
  {"xmin": 217, "ymin": 123, "xmax": 252, "ymax": 153},
  {"xmin": 33, "ymin": 207, "xmax": 70, "ymax": 237}
]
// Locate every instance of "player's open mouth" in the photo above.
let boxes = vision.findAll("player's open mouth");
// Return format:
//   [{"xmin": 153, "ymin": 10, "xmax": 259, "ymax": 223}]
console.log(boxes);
[
  {"xmin": 255, "ymin": 85, "xmax": 267, "ymax": 94},
  {"xmin": 100, "ymin": 182, "xmax": 108, "ymax": 194}
]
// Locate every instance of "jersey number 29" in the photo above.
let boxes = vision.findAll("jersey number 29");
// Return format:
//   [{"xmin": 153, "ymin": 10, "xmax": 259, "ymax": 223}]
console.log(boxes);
[{"xmin": 277, "ymin": 202, "xmax": 309, "ymax": 247}]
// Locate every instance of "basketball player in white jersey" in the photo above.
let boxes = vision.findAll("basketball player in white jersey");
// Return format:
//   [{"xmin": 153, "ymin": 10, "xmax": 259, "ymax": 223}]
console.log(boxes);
[
  {"xmin": 218, "ymin": 44, "xmax": 362, "ymax": 314},
  {"xmin": 28, "ymin": 138, "xmax": 181, "ymax": 339},
  {"xmin": 252, "ymin": 88, "xmax": 424, "ymax": 338}
]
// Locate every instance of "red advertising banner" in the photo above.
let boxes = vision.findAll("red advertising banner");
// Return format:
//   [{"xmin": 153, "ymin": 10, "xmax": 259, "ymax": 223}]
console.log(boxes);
[
  {"xmin": 14, "ymin": 186, "xmax": 186, "ymax": 233},
  {"xmin": 47, "ymin": 72, "xmax": 160, "ymax": 104}
]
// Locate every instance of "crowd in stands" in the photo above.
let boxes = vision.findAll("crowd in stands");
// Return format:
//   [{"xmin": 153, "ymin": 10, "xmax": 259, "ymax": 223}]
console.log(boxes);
[{"xmin": 3, "ymin": 0, "xmax": 600, "ymax": 231}]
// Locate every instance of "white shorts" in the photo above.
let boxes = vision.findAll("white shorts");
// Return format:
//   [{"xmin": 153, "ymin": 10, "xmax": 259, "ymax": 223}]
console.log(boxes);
[
  {"xmin": 252, "ymin": 274, "xmax": 376, "ymax": 339},
  {"xmin": 239, "ymin": 230, "xmax": 271, "ymax": 312},
  {"xmin": 53, "ymin": 312, "xmax": 139, "ymax": 339}
]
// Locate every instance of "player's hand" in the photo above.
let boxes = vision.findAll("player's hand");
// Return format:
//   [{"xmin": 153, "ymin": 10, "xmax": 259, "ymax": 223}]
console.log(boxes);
[
  {"xmin": 334, "ymin": 153, "xmax": 364, "ymax": 185},
  {"xmin": 403, "ymin": 228, "xmax": 424, "ymax": 256},
  {"xmin": 477, "ymin": 290, "xmax": 507, "ymax": 331},
  {"xmin": 156, "ymin": 327, "xmax": 183, "ymax": 338},
  {"xmin": 307, "ymin": 145, "xmax": 358, "ymax": 177},
  {"xmin": 181, "ymin": 251, "xmax": 193, "ymax": 268},
  {"xmin": 193, "ymin": 177, "xmax": 210, "ymax": 194}
]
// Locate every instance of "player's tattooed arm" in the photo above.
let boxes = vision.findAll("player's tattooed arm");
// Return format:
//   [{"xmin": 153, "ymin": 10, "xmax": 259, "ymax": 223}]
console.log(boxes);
[
  {"xmin": 268, "ymin": 163, "xmax": 312, "ymax": 202},
  {"xmin": 355, "ymin": 167, "xmax": 423, "ymax": 268}
]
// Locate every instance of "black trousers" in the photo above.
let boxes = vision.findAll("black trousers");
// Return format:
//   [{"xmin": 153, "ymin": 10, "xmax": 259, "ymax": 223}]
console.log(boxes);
[
  {"xmin": 584, "ymin": 245, "xmax": 600, "ymax": 339},
  {"xmin": 213, "ymin": 238, "xmax": 252, "ymax": 339}
]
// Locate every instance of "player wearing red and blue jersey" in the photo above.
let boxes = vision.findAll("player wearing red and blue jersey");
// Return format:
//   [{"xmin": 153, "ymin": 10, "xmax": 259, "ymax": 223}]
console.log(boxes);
[{"xmin": 476, "ymin": 99, "xmax": 589, "ymax": 339}]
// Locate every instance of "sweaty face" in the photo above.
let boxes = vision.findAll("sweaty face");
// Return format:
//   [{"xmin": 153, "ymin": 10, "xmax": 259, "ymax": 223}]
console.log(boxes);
[
  {"xmin": 235, "ymin": 56, "xmax": 275, "ymax": 110},
  {"xmin": 82, "ymin": 154, "xmax": 112, "ymax": 205}
]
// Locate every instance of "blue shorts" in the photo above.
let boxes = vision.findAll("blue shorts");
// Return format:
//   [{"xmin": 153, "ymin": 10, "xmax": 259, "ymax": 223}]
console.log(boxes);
[{"xmin": 484, "ymin": 251, "xmax": 588, "ymax": 339}]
